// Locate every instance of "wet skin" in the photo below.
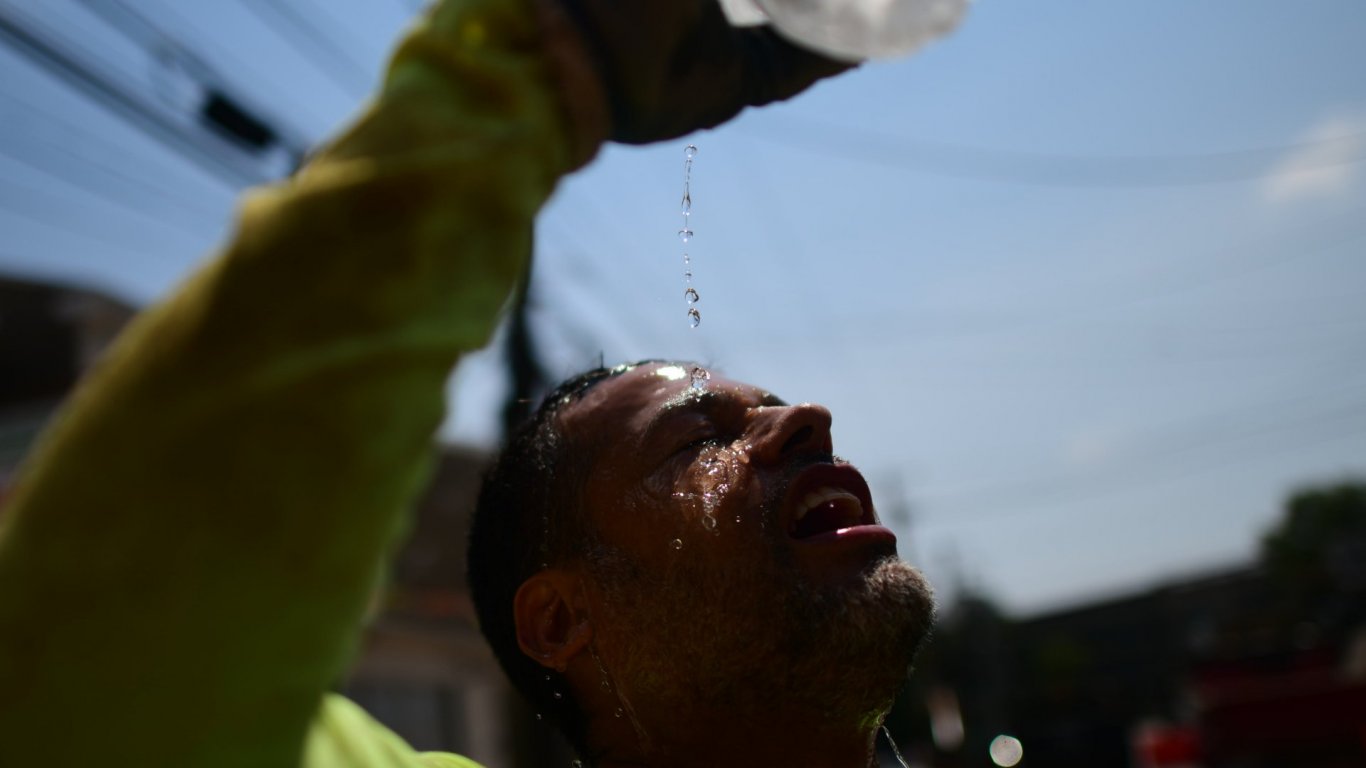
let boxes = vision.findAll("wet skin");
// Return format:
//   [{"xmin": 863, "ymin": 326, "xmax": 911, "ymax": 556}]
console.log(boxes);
[
  {"xmin": 559, "ymin": 363, "xmax": 900, "ymax": 588},
  {"xmin": 530, "ymin": 363, "xmax": 932, "ymax": 767}
]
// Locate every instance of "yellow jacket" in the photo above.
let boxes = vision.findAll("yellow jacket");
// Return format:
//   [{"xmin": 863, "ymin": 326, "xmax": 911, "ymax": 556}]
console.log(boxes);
[{"xmin": 0, "ymin": 0, "xmax": 595, "ymax": 764}]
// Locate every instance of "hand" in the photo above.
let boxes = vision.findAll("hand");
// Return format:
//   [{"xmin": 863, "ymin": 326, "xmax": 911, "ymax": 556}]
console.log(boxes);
[{"xmin": 554, "ymin": 0, "xmax": 855, "ymax": 144}]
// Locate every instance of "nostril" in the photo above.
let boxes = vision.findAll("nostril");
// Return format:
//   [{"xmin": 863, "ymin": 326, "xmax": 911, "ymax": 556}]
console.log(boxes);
[{"xmin": 780, "ymin": 425, "xmax": 814, "ymax": 456}]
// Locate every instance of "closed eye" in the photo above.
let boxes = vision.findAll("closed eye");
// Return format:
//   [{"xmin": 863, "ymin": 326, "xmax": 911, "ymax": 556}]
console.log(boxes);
[{"xmin": 678, "ymin": 435, "xmax": 726, "ymax": 454}]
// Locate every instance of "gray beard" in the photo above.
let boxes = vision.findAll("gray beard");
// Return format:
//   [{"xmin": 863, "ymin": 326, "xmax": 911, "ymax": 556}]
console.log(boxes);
[{"xmin": 586, "ymin": 542, "xmax": 935, "ymax": 728}]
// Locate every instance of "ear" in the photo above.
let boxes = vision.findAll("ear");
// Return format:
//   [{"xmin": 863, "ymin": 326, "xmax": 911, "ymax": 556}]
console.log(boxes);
[{"xmin": 514, "ymin": 570, "xmax": 592, "ymax": 672}]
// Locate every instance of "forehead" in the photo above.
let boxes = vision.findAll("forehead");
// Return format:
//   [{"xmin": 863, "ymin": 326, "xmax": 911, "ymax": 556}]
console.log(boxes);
[{"xmin": 557, "ymin": 364, "xmax": 773, "ymax": 445}]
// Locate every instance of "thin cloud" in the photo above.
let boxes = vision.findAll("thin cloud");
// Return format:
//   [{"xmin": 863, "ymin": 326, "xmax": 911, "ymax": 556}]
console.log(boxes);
[{"xmin": 1261, "ymin": 116, "xmax": 1366, "ymax": 203}]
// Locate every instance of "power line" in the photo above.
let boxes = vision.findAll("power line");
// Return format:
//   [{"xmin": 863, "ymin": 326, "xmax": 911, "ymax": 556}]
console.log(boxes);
[
  {"xmin": 72, "ymin": 0, "xmax": 311, "ymax": 161},
  {"xmin": 0, "ymin": 91, "xmax": 229, "ymax": 228},
  {"xmin": 746, "ymin": 116, "xmax": 1366, "ymax": 188},
  {"xmin": 238, "ymin": 0, "xmax": 373, "ymax": 100},
  {"xmin": 0, "ymin": 165, "xmax": 207, "ymax": 251},
  {"xmin": 0, "ymin": 189, "xmax": 194, "ymax": 269},
  {"xmin": 136, "ymin": 0, "xmax": 332, "ymax": 132},
  {"xmin": 0, "ymin": 4, "xmax": 272, "ymax": 188},
  {"xmin": 389, "ymin": 0, "xmax": 428, "ymax": 15},
  {"xmin": 917, "ymin": 381, "xmax": 1366, "ymax": 520},
  {"xmin": 755, "ymin": 202, "xmax": 1366, "ymax": 349},
  {"xmin": 0, "ymin": 139, "xmax": 219, "ymax": 241}
]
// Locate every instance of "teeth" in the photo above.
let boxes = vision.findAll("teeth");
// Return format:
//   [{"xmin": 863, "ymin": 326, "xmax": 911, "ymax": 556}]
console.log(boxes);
[{"xmin": 794, "ymin": 486, "xmax": 862, "ymax": 521}]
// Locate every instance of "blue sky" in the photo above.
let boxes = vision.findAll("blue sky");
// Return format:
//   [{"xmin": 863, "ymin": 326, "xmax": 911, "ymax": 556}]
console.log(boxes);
[{"xmin": 3, "ymin": 0, "xmax": 1364, "ymax": 614}]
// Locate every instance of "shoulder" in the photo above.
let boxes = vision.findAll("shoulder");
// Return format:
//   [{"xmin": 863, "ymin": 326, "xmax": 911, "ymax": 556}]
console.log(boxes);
[{"xmin": 306, "ymin": 694, "xmax": 488, "ymax": 768}]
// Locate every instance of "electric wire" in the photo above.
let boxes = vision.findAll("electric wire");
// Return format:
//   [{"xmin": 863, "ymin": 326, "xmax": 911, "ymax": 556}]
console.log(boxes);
[
  {"xmin": 917, "ymin": 378, "xmax": 1366, "ymax": 519},
  {"xmin": 0, "ymin": 193, "xmax": 195, "ymax": 269},
  {"xmin": 237, "ymin": 0, "xmax": 372, "ymax": 100},
  {"xmin": 0, "ymin": 4, "xmax": 269, "ymax": 187},
  {"xmin": 923, "ymin": 414, "xmax": 1366, "ymax": 529},
  {"xmin": 0, "ymin": 91, "xmax": 230, "ymax": 228},
  {"xmin": 72, "ymin": 0, "xmax": 313, "ymax": 158},
  {"xmin": 757, "ymin": 202, "xmax": 1366, "ymax": 349},
  {"xmin": 744, "ymin": 116, "xmax": 1366, "ymax": 188},
  {"xmin": 0, "ymin": 175, "xmax": 208, "ymax": 262},
  {"xmin": 136, "ymin": 0, "xmax": 334, "ymax": 132},
  {"xmin": 535, "ymin": 220, "xmax": 659, "ymax": 361},
  {"xmin": 0, "ymin": 150, "xmax": 218, "ymax": 247}
]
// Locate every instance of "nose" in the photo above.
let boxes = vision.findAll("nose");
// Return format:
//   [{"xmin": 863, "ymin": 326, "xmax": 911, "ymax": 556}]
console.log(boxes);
[{"xmin": 748, "ymin": 403, "xmax": 834, "ymax": 466}]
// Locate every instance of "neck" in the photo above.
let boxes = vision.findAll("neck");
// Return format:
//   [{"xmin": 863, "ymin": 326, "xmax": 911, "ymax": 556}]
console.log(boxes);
[{"xmin": 588, "ymin": 702, "xmax": 882, "ymax": 768}]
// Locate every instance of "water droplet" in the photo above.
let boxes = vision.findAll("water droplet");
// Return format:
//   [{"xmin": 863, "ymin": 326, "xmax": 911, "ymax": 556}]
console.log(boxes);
[
  {"xmin": 670, "ymin": 538, "xmax": 683, "ymax": 550},
  {"xmin": 601, "ymin": 679, "xmax": 611, "ymax": 690},
  {"xmin": 614, "ymin": 707, "xmax": 625, "ymax": 718},
  {"xmin": 678, "ymin": 144, "xmax": 703, "ymax": 332},
  {"xmin": 571, "ymin": 761, "xmax": 584, "ymax": 768},
  {"xmin": 552, "ymin": 690, "xmax": 563, "ymax": 700},
  {"xmin": 735, "ymin": 515, "xmax": 742, "ymax": 524},
  {"xmin": 544, "ymin": 675, "xmax": 551, "ymax": 682},
  {"xmin": 689, "ymin": 365, "xmax": 710, "ymax": 389},
  {"xmin": 883, "ymin": 726, "xmax": 912, "ymax": 768},
  {"xmin": 535, "ymin": 713, "xmax": 543, "ymax": 721},
  {"xmin": 703, "ymin": 514, "xmax": 717, "ymax": 531}
]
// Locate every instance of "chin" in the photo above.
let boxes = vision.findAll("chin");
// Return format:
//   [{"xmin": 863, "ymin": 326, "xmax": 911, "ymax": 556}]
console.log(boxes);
[
  {"xmin": 788, "ymin": 556, "xmax": 936, "ymax": 721},
  {"xmin": 586, "ymin": 544, "xmax": 935, "ymax": 725}
]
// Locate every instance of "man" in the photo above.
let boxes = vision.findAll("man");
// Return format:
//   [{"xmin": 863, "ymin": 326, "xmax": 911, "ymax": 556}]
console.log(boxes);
[
  {"xmin": 469, "ymin": 362, "xmax": 934, "ymax": 766},
  {"xmin": 0, "ymin": 0, "xmax": 933, "ymax": 766}
]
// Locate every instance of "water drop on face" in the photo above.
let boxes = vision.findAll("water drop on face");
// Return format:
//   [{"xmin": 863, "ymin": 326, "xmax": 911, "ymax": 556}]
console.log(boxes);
[
  {"xmin": 688, "ymin": 307, "xmax": 701, "ymax": 328},
  {"xmin": 703, "ymin": 514, "xmax": 718, "ymax": 532},
  {"xmin": 882, "ymin": 726, "xmax": 912, "ymax": 768},
  {"xmin": 684, "ymin": 286, "xmax": 700, "ymax": 304},
  {"xmin": 670, "ymin": 538, "xmax": 683, "ymax": 550},
  {"xmin": 601, "ymin": 679, "xmax": 611, "ymax": 690},
  {"xmin": 552, "ymin": 691, "xmax": 563, "ymax": 701},
  {"xmin": 735, "ymin": 515, "xmax": 742, "ymax": 524},
  {"xmin": 615, "ymin": 707, "xmax": 625, "ymax": 718},
  {"xmin": 689, "ymin": 365, "xmax": 710, "ymax": 389}
]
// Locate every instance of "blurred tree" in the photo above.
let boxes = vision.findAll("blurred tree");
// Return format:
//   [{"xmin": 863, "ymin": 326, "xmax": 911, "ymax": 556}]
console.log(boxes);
[
  {"xmin": 1261, "ymin": 482, "xmax": 1366, "ymax": 593},
  {"xmin": 1259, "ymin": 481, "xmax": 1366, "ymax": 637}
]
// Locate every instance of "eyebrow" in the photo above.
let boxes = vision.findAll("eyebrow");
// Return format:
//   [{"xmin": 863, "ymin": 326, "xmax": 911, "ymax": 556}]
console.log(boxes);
[
  {"xmin": 641, "ymin": 391, "xmax": 719, "ymax": 447},
  {"xmin": 640, "ymin": 389, "xmax": 788, "ymax": 448}
]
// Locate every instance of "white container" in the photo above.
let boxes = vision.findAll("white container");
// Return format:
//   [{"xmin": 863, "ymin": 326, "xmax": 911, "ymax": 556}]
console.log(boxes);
[{"xmin": 719, "ymin": 0, "xmax": 971, "ymax": 62}]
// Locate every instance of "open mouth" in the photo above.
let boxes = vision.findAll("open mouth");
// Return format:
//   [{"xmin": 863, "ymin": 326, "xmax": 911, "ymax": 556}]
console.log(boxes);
[{"xmin": 784, "ymin": 463, "xmax": 876, "ymax": 539}]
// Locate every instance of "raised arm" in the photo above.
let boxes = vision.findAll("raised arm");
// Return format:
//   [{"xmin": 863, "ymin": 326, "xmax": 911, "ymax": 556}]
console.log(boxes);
[{"xmin": 0, "ymin": 0, "xmax": 846, "ymax": 765}]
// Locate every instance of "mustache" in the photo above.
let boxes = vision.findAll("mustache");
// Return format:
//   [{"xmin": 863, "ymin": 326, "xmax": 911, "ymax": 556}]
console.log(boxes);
[{"xmin": 760, "ymin": 451, "xmax": 842, "ymax": 514}]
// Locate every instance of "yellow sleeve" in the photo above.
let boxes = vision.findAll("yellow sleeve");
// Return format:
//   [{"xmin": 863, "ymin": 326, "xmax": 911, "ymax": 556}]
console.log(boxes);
[
  {"xmin": 303, "ymin": 695, "xmax": 486, "ymax": 768},
  {"xmin": 0, "ymin": 0, "xmax": 600, "ymax": 765}
]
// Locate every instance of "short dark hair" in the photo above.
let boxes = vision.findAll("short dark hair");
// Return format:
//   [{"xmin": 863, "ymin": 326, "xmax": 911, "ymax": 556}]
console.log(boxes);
[{"xmin": 467, "ymin": 360, "xmax": 686, "ymax": 758}]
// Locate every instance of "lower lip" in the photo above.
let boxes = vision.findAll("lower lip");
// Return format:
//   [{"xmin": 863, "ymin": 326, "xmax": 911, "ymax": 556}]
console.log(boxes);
[{"xmin": 792, "ymin": 524, "xmax": 897, "ymax": 546}]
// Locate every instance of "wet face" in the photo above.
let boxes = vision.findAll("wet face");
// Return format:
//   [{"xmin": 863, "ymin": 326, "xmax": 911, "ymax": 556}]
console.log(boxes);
[{"xmin": 557, "ymin": 364, "xmax": 935, "ymax": 725}]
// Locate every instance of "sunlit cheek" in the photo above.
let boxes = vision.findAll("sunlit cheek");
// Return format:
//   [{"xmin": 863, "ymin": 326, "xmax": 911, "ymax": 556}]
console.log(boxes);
[{"xmin": 666, "ymin": 443, "xmax": 755, "ymax": 535}]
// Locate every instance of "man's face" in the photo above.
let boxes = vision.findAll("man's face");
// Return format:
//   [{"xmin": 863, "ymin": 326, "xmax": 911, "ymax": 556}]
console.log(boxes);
[{"xmin": 557, "ymin": 363, "xmax": 934, "ymax": 724}]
